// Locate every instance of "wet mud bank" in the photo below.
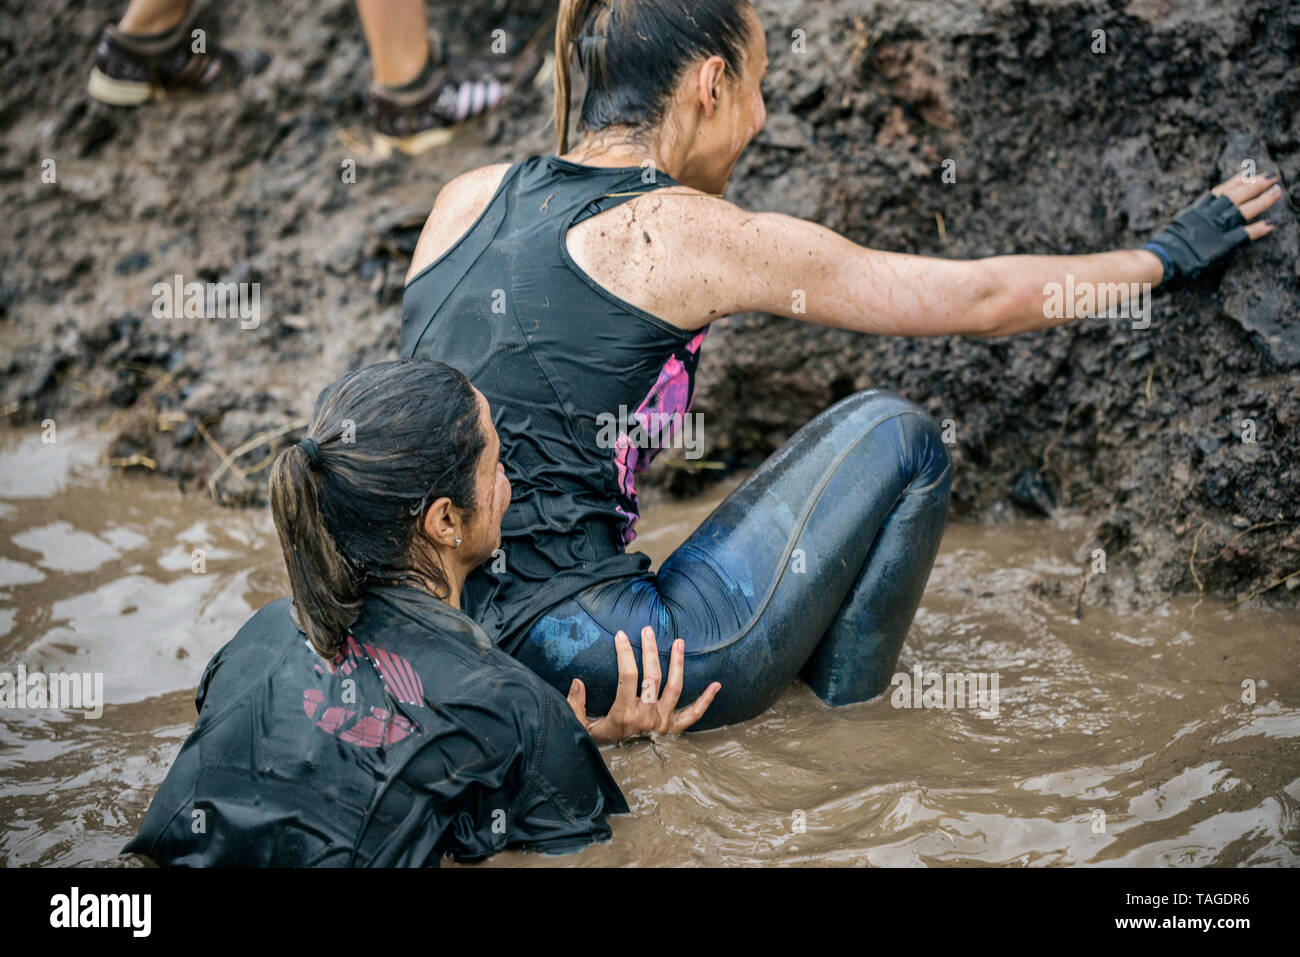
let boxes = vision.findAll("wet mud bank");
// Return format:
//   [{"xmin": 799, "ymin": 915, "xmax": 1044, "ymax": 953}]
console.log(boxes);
[{"xmin": 1, "ymin": 0, "xmax": 1297, "ymax": 612}]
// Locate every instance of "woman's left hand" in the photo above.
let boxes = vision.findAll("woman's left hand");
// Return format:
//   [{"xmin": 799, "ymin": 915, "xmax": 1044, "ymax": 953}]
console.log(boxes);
[
  {"xmin": 567, "ymin": 627, "xmax": 721, "ymax": 744},
  {"xmin": 1144, "ymin": 169, "xmax": 1283, "ymax": 285}
]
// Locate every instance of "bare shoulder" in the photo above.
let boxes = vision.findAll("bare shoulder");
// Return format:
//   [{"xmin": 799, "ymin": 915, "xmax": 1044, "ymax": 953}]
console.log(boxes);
[
  {"xmin": 433, "ymin": 162, "xmax": 514, "ymax": 218},
  {"xmin": 565, "ymin": 186, "xmax": 770, "ymax": 328},
  {"xmin": 624, "ymin": 185, "xmax": 756, "ymax": 234},
  {"xmin": 405, "ymin": 163, "xmax": 513, "ymax": 283},
  {"xmin": 576, "ymin": 186, "xmax": 770, "ymax": 264}
]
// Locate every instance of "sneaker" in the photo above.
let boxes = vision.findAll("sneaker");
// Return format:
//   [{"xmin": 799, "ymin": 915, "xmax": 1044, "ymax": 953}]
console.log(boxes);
[
  {"xmin": 87, "ymin": 20, "xmax": 270, "ymax": 106},
  {"xmin": 367, "ymin": 46, "xmax": 508, "ymax": 156}
]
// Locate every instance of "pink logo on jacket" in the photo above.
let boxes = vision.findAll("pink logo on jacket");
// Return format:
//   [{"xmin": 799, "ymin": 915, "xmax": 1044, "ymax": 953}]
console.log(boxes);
[{"xmin": 302, "ymin": 635, "xmax": 423, "ymax": 747}]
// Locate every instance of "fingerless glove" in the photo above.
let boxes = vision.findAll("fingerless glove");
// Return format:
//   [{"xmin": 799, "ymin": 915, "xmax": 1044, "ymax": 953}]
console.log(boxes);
[{"xmin": 1144, "ymin": 192, "xmax": 1250, "ymax": 286}]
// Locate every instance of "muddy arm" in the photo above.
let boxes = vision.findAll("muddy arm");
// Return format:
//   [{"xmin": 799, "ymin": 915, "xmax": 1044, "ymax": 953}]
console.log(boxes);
[{"xmin": 673, "ymin": 170, "xmax": 1278, "ymax": 338}]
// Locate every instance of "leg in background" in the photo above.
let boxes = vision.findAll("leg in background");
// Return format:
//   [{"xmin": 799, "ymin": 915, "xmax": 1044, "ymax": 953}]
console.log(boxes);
[
  {"xmin": 118, "ymin": 0, "xmax": 191, "ymax": 35},
  {"xmin": 354, "ymin": 0, "xmax": 434, "ymax": 87},
  {"xmin": 359, "ymin": 0, "xmax": 505, "ymax": 155},
  {"xmin": 91, "ymin": 0, "xmax": 269, "ymax": 105}
]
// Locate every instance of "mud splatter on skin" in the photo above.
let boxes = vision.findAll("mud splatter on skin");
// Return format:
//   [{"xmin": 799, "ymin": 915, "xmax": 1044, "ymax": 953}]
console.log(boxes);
[{"xmin": 0, "ymin": 0, "xmax": 1296, "ymax": 612}]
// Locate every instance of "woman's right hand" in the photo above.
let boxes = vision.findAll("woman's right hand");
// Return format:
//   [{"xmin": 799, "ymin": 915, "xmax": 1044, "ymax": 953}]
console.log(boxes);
[{"xmin": 567, "ymin": 627, "xmax": 721, "ymax": 744}]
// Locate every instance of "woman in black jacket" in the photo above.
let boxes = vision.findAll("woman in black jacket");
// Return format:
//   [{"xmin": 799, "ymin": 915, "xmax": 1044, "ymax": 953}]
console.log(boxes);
[{"xmin": 124, "ymin": 359, "xmax": 717, "ymax": 867}]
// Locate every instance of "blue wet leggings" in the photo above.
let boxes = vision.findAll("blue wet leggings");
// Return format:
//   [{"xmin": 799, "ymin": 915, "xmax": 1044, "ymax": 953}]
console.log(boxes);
[{"xmin": 514, "ymin": 390, "xmax": 953, "ymax": 731}]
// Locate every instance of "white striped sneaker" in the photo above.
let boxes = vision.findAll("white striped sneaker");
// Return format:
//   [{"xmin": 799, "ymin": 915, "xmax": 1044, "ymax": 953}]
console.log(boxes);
[{"xmin": 368, "ymin": 62, "xmax": 508, "ymax": 157}]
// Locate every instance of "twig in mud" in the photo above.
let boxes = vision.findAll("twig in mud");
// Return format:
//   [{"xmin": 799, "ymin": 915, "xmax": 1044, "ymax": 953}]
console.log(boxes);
[
  {"xmin": 1182, "ymin": 518, "xmax": 1289, "ymax": 613},
  {"xmin": 1188, "ymin": 521, "xmax": 1209, "ymax": 617},
  {"xmin": 1074, "ymin": 531, "xmax": 1115, "ymax": 619},
  {"xmin": 156, "ymin": 410, "xmax": 188, "ymax": 432},
  {"xmin": 1040, "ymin": 403, "xmax": 1085, "ymax": 474},
  {"xmin": 1226, "ymin": 567, "xmax": 1300, "ymax": 608},
  {"xmin": 238, "ymin": 449, "xmax": 279, "ymax": 477},
  {"xmin": 195, "ymin": 419, "xmax": 247, "ymax": 495},
  {"xmin": 110, "ymin": 453, "xmax": 157, "ymax": 471},
  {"xmin": 1197, "ymin": 520, "xmax": 1287, "ymax": 565},
  {"xmin": 1144, "ymin": 367, "xmax": 1153, "ymax": 401},
  {"xmin": 206, "ymin": 418, "xmax": 310, "ymax": 491},
  {"xmin": 934, "ymin": 211, "xmax": 946, "ymax": 241},
  {"xmin": 837, "ymin": 17, "xmax": 881, "ymax": 106},
  {"xmin": 1070, "ymin": 487, "xmax": 1102, "ymax": 507},
  {"xmin": 1073, "ymin": 567, "xmax": 1090, "ymax": 619},
  {"xmin": 115, "ymin": 360, "xmax": 174, "ymax": 384}
]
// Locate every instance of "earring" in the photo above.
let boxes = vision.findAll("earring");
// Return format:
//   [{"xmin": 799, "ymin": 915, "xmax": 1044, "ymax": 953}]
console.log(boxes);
[{"xmin": 453, "ymin": 536, "xmax": 461, "ymax": 548}]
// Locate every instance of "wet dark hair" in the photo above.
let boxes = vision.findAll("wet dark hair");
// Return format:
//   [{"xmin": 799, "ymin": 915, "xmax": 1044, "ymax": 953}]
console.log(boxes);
[
  {"xmin": 554, "ymin": 0, "xmax": 756, "ymax": 152},
  {"xmin": 269, "ymin": 358, "xmax": 486, "ymax": 659}
]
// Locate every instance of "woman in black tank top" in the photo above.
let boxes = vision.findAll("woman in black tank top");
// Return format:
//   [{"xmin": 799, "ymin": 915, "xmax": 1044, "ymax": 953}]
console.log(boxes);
[{"xmin": 402, "ymin": 0, "xmax": 1279, "ymax": 730}]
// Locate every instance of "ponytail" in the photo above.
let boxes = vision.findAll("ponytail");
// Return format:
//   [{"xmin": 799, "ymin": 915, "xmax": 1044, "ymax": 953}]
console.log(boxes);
[
  {"xmin": 270, "ymin": 441, "xmax": 362, "ymax": 659},
  {"xmin": 268, "ymin": 360, "xmax": 486, "ymax": 662},
  {"xmin": 554, "ymin": 0, "xmax": 599, "ymax": 153}
]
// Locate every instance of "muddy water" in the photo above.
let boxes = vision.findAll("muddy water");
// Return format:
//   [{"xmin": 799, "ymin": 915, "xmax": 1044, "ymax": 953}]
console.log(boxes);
[{"xmin": 1, "ymin": 426, "xmax": 1296, "ymax": 867}]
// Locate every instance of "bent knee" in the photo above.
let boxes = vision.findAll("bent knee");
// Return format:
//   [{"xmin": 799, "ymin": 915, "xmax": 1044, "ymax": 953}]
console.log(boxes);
[{"xmin": 833, "ymin": 390, "xmax": 951, "ymax": 493}]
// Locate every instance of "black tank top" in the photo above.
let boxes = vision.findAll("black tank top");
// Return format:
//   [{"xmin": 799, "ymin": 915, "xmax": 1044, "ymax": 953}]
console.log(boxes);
[{"xmin": 401, "ymin": 156, "xmax": 709, "ymax": 649}]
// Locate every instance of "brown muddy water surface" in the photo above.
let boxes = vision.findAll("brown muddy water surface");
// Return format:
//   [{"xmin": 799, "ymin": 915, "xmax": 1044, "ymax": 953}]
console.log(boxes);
[{"xmin": 1, "ymin": 426, "xmax": 1297, "ymax": 867}]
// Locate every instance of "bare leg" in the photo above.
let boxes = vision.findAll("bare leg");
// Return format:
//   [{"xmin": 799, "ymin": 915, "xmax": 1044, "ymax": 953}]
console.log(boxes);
[
  {"xmin": 118, "ymin": 0, "xmax": 191, "ymax": 34},
  {"xmin": 355, "ymin": 0, "xmax": 435, "ymax": 87}
]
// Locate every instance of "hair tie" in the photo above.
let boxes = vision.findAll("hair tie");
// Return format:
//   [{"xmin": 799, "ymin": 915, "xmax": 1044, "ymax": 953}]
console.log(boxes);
[{"xmin": 298, "ymin": 437, "xmax": 323, "ymax": 470}]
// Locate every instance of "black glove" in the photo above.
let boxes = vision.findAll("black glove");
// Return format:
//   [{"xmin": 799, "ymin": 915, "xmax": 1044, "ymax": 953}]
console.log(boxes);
[{"xmin": 1145, "ymin": 192, "xmax": 1250, "ymax": 286}]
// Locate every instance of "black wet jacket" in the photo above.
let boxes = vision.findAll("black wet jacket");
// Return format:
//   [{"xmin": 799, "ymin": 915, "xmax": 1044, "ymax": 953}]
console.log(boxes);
[{"xmin": 123, "ymin": 585, "xmax": 628, "ymax": 866}]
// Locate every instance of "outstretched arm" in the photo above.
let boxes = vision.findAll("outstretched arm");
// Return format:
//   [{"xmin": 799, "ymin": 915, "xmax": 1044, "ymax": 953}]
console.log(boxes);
[{"xmin": 681, "ymin": 170, "xmax": 1280, "ymax": 338}]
